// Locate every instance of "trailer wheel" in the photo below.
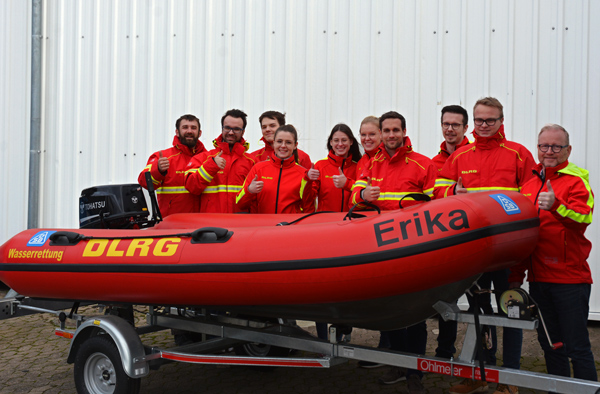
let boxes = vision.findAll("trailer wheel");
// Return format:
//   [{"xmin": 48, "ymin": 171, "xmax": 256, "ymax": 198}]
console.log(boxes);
[{"xmin": 74, "ymin": 335, "xmax": 141, "ymax": 394}]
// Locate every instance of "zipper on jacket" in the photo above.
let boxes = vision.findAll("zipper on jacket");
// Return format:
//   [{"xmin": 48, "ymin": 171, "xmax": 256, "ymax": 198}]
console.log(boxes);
[{"xmin": 275, "ymin": 160, "xmax": 284, "ymax": 213}]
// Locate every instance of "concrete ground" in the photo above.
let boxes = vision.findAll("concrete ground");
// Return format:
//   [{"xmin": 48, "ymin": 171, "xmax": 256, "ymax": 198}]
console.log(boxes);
[{"xmin": 1, "ymin": 285, "xmax": 599, "ymax": 394}]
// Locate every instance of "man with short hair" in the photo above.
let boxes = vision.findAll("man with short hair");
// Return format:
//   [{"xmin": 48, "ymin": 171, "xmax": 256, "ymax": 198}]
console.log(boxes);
[
  {"xmin": 509, "ymin": 124, "xmax": 596, "ymax": 383},
  {"xmin": 431, "ymin": 105, "xmax": 470, "ymax": 360},
  {"xmin": 251, "ymin": 110, "xmax": 312, "ymax": 168},
  {"xmin": 351, "ymin": 111, "xmax": 437, "ymax": 394},
  {"xmin": 185, "ymin": 109, "xmax": 257, "ymax": 213},
  {"xmin": 432, "ymin": 105, "xmax": 470, "ymax": 170},
  {"xmin": 138, "ymin": 114, "xmax": 206, "ymax": 217},
  {"xmin": 436, "ymin": 97, "xmax": 536, "ymax": 394}
]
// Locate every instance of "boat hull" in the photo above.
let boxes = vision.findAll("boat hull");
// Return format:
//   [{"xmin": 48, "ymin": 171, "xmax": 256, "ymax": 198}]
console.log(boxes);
[{"xmin": 0, "ymin": 191, "xmax": 539, "ymax": 330}]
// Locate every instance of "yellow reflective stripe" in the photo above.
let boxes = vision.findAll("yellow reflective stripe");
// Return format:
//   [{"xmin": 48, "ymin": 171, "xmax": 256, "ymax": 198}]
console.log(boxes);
[
  {"xmin": 556, "ymin": 204, "xmax": 593, "ymax": 224},
  {"xmin": 236, "ymin": 189, "xmax": 246, "ymax": 204},
  {"xmin": 156, "ymin": 187, "xmax": 190, "ymax": 194},
  {"xmin": 184, "ymin": 168, "xmax": 199, "ymax": 176},
  {"xmin": 144, "ymin": 164, "xmax": 152, "ymax": 171},
  {"xmin": 424, "ymin": 187, "xmax": 434, "ymax": 198},
  {"xmin": 199, "ymin": 166, "xmax": 213, "ymax": 182},
  {"xmin": 203, "ymin": 185, "xmax": 244, "ymax": 194},
  {"xmin": 434, "ymin": 178, "xmax": 455, "ymax": 187},
  {"xmin": 300, "ymin": 178, "xmax": 308, "ymax": 198},
  {"xmin": 352, "ymin": 180, "xmax": 369, "ymax": 190}
]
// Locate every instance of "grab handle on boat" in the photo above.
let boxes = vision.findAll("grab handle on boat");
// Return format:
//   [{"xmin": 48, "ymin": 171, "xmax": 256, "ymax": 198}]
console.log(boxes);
[
  {"xmin": 344, "ymin": 201, "xmax": 381, "ymax": 220},
  {"xmin": 49, "ymin": 231, "xmax": 85, "ymax": 245},
  {"xmin": 191, "ymin": 227, "xmax": 233, "ymax": 244}
]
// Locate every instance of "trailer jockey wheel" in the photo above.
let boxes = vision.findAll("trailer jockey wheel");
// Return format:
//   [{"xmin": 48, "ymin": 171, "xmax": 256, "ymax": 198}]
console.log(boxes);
[{"xmin": 74, "ymin": 335, "xmax": 140, "ymax": 394}]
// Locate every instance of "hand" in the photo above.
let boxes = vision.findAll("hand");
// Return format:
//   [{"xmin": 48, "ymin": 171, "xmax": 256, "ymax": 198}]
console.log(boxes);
[
  {"xmin": 307, "ymin": 163, "xmax": 320, "ymax": 181},
  {"xmin": 538, "ymin": 180, "xmax": 556, "ymax": 210},
  {"xmin": 213, "ymin": 151, "xmax": 226, "ymax": 170},
  {"xmin": 332, "ymin": 167, "xmax": 347, "ymax": 189},
  {"xmin": 248, "ymin": 174, "xmax": 264, "ymax": 194},
  {"xmin": 157, "ymin": 151, "xmax": 170, "ymax": 173},
  {"xmin": 455, "ymin": 177, "xmax": 467, "ymax": 194},
  {"xmin": 362, "ymin": 177, "xmax": 381, "ymax": 202}
]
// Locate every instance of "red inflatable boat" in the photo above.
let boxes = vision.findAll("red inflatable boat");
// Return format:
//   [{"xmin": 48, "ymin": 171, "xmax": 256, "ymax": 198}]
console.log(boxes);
[{"xmin": 0, "ymin": 191, "xmax": 538, "ymax": 330}]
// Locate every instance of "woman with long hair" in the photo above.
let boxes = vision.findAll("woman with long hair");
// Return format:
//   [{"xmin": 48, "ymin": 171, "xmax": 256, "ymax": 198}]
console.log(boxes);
[{"xmin": 312, "ymin": 123, "xmax": 362, "ymax": 212}]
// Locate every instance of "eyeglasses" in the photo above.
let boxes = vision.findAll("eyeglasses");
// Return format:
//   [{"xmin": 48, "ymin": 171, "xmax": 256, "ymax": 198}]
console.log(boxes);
[
  {"xmin": 538, "ymin": 144, "xmax": 569, "ymax": 153},
  {"xmin": 441, "ymin": 122, "xmax": 464, "ymax": 130},
  {"xmin": 473, "ymin": 117, "xmax": 503, "ymax": 126},
  {"xmin": 223, "ymin": 126, "xmax": 244, "ymax": 133}
]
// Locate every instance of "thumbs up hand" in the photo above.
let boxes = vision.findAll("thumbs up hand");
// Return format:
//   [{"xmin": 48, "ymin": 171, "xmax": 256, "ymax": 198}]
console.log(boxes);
[
  {"xmin": 248, "ymin": 174, "xmax": 264, "ymax": 194},
  {"xmin": 332, "ymin": 167, "xmax": 347, "ymax": 189},
  {"xmin": 362, "ymin": 177, "xmax": 381, "ymax": 202},
  {"xmin": 307, "ymin": 163, "xmax": 320, "ymax": 181},
  {"xmin": 538, "ymin": 180, "xmax": 556, "ymax": 211},
  {"xmin": 455, "ymin": 177, "xmax": 467, "ymax": 194},
  {"xmin": 214, "ymin": 151, "xmax": 226, "ymax": 169},
  {"xmin": 157, "ymin": 151, "xmax": 170, "ymax": 173}
]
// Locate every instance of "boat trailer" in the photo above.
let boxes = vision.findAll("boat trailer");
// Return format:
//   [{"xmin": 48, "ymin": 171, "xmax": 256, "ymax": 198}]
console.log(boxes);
[{"xmin": 1, "ymin": 296, "xmax": 599, "ymax": 394}]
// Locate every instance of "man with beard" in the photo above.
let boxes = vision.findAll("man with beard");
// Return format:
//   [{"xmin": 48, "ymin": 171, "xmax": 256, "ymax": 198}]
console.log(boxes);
[
  {"xmin": 185, "ymin": 109, "xmax": 257, "ymax": 213},
  {"xmin": 138, "ymin": 114, "xmax": 206, "ymax": 217},
  {"xmin": 350, "ymin": 111, "xmax": 437, "ymax": 394}
]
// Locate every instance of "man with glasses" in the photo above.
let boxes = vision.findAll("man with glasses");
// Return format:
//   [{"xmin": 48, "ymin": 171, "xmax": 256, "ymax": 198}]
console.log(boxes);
[
  {"xmin": 185, "ymin": 109, "xmax": 257, "ymax": 213},
  {"xmin": 430, "ymin": 105, "xmax": 470, "ymax": 362},
  {"xmin": 435, "ymin": 97, "xmax": 535, "ymax": 394},
  {"xmin": 432, "ymin": 105, "xmax": 470, "ymax": 171},
  {"xmin": 138, "ymin": 114, "xmax": 207, "ymax": 217},
  {"xmin": 509, "ymin": 124, "xmax": 596, "ymax": 384}
]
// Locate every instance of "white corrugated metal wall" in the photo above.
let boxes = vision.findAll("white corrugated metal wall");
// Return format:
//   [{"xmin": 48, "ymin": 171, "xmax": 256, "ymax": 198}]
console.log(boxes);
[
  {"xmin": 1, "ymin": 0, "xmax": 600, "ymax": 316},
  {"xmin": 0, "ymin": 1, "xmax": 31, "ymax": 242}
]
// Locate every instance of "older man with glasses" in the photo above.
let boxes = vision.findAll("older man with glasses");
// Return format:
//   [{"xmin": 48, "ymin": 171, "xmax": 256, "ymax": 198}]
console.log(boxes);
[
  {"xmin": 435, "ymin": 97, "xmax": 536, "ymax": 394},
  {"xmin": 509, "ymin": 124, "xmax": 597, "ymax": 386},
  {"xmin": 185, "ymin": 109, "xmax": 257, "ymax": 213}
]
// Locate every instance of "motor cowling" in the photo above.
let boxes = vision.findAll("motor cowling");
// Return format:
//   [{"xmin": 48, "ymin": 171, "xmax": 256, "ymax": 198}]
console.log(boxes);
[{"xmin": 79, "ymin": 184, "xmax": 150, "ymax": 229}]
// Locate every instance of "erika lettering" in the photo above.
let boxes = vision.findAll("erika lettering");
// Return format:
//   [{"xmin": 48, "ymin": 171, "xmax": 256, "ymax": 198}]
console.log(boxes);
[{"xmin": 374, "ymin": 209, "xmax": 469, "ymax": 247}]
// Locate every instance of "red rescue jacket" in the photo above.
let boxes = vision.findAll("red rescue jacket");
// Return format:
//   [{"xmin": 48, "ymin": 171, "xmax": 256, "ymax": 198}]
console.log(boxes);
[
  {"xmin": 251, "ymin": 137, "xmax": 312, "ymax": 169},
  {"xmin": 138, "ymin": 136, "xmax": 206, "ymax": 217},
  {"xmin": 509, "ymin": 161, "xmax": 594, "ymax": 285},
  {"xmin": 434, "ymin": 126, "xmax": 536, "ymax": 198},
  {"xmin": 350, "ymin": 137, "xmax": 437, "ymax": 210},
  {"xmin": 313, "ymin": 151, "xmax": 358, "ymax": 212},
  {"xmin": 236, "ymin": 151, "xmax": 315, "ymax": 214},
  {"xmin": 184, "ymin": 136, "xmax": 257, "ymax": 213},
  {"xmin": 431, "ymin": 137, "xmax": 470, "ymax": 171}
]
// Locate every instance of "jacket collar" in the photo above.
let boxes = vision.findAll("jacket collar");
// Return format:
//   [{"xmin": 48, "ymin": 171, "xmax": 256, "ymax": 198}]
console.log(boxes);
[
  {"xmin": 173, "ymin": 135, "xmax": 206, "ymax": 155},
  {"xmin": 380, "ymin": 136, "xmax": 413, "ymax": 163},
  {"xmin": 439, "ymin": 136, "xmax": 470, "ymax": 156},
  {"xmin": 535, "ymin": 160, "xmax": 570, "ymax": 180},
  {"xmin": 212, "ymin": 135, "xmax": 250, "ymax": 156},
  {"xmin": 472, "ymin": 125, "xmax": 506, "ymax": 149},
  {"xmin": 327, "ymin": 150, "xmax": 354, "ymax": 167},
  {"xmin": 268, "ymin": 150, "xmax": 297, "ymax": 168}
]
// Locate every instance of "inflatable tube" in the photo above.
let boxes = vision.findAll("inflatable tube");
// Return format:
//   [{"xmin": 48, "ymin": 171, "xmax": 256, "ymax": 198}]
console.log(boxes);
[{"xmin": 0, "ymin": 191, "xmax": 538, "ymax": 330}]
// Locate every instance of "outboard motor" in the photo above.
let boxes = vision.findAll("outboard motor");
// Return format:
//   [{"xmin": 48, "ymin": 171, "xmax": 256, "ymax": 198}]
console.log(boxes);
[{"xmin": 79, "ymin": 184, "xmax": 153, "ymax": 229}]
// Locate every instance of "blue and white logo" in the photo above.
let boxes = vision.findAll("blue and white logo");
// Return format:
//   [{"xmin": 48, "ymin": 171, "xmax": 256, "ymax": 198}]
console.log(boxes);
[
  {"xmin": 27, "ymin": 231, "xmax": 56, "ymax": 247},
  {"xmin": 489, "ymin": 194, "xmax": 521, "ymax": 215}
]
